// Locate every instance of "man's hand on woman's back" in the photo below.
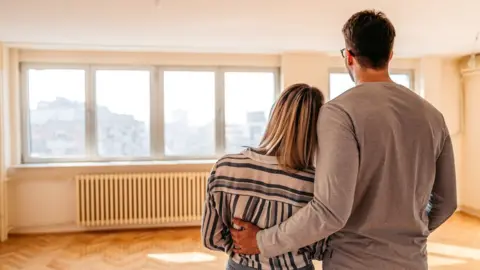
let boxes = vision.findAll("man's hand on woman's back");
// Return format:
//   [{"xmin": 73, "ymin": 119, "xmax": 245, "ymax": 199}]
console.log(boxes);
[{"xmin": 230, "ymin": 218, "xmax": 261, "ymax": 255}]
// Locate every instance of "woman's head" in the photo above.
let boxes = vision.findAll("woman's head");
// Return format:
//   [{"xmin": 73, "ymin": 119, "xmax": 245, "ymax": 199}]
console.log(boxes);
[{"xmin": 258, "ymin": 83, "xmax": 325, "ymax": 171}]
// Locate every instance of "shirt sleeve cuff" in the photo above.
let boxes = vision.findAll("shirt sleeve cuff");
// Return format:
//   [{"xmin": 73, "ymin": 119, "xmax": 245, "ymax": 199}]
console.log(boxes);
[
  {"xmin": 256, "ymin": 225, "xmax": 279, "ymax": 258},
  {"xmin": 256, "ymin": 229, "xmax": 269, "ymax": 256}
]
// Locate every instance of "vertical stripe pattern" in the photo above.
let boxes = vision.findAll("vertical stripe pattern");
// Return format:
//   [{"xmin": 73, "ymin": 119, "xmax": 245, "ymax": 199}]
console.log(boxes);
[{"xmin": 201, "ymin": 149, "xmax": 327, "ymax": 269}]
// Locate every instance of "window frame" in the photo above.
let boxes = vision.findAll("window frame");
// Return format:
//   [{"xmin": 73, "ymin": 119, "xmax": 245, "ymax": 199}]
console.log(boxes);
[
  {"xmin": 327, "ymin": 67, "xmax": 415, "ymax": 100},
  {"xmin": 159, "ymin": 66, "xmax": 219, "ymax": 161},
  {"xmin": 219, "ymin": 67, "xmax": 281, "ymax": 155},
  {"xmin": 90, "ymin": 65, "xmax": 155, "ymax": 161},
  {"xmin": 20, "ymin": 63, "xmax": 280, "ymax": 164},
  {"xmin": 20, "ymin": 63, "xmax": 91, "ymax": 163}
]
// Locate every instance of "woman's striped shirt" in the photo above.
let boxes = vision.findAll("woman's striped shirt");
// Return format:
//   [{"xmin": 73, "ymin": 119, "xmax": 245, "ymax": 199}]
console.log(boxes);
[{"xmin": 201, "ymin": 148, "xmax": 327, "ymax": 270}]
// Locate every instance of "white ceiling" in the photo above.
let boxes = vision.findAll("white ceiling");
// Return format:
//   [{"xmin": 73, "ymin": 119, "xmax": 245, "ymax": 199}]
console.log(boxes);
[{"xmin": 0, "ymin": 0, "xmax": 479, "ymax": 57}]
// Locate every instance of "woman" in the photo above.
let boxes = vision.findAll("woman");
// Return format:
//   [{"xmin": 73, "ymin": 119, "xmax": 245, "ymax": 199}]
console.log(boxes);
[{"xmin": 201, "ymin": 83, "xmax": 326, "ymax": 270}]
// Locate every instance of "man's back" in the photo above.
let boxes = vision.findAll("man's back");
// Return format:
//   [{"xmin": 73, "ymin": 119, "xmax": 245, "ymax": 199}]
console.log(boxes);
[
  {"xmin": 323, "ymin": 82, "xmax": 452, "ymax": 269},
  {"xmin": 230, "ymin": 10, "xmax": 457, "ymax": 270}
]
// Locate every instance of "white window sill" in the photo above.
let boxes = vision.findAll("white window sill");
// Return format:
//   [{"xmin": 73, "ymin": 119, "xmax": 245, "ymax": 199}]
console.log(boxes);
[
  {"xmin": 14, "ymin": 159, "xmax": 217, "ymax": 168},
  {"xmin": 7, "ymin": 160, "xmax": 216, "ymax": 181}
]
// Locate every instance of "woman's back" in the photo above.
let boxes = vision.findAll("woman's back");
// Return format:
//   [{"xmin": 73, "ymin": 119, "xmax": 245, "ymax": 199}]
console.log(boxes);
[
  {"xmin": 201, "ymin": 83, "xmax": 326, "ymax": 269},
  {"xmin": 202, "ymin": 149, "xmax": 325, "ymax": 269}
]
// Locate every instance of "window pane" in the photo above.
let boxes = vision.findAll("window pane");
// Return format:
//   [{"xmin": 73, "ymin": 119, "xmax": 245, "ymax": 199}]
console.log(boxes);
[
  {"xmin": 27, "ymin": 68, "xmax": 86, "ymax": 158},
  {"xmin": 96, "ymin": 70, "xmax": 151, "ymax": 157},
  {"xmin": 390, "ymin": 74, "xmax": 411, "ymax": 88},
  {"xmin": 329, "ymin": 73, "xmax": 355, "ymax": 100},
  {"xmin": 329, "ymin": 72, "xmax": 412, "ymax": 100},
  {"xmin": 224, "ymin": 72, "xmax": 275, "ymax": 153},
  {"xmin": 164, "ymin": 71, "xmax": 215, "ymax": 157}
]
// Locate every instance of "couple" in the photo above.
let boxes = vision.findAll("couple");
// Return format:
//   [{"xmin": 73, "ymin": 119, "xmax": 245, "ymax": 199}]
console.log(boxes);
[{"xmin": 201, "ymin": 10, "xmax": 457, "ymax": 270}]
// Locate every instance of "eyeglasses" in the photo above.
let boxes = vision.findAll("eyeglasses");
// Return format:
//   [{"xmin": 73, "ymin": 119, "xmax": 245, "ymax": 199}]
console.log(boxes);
[{"xmin": 340, "ymin": 48, "xmax": 355, "ymax": 58}]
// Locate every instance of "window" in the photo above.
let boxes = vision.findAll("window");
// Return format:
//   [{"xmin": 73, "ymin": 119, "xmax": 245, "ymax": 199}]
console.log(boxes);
[
  {"xmin": 224, "ymin": 72, "xmax": 276, "ymax": 153},
  {"xmin": 25, "ymin": 68, "xmax": 86, "ymax": 158},
  {"xmin": 163, "ymin": 71, "xmax": 216, "ymax": 157},
  {"xmin": 95, "ymin": 69, "xmax": 151, "ymax": 157},
  {"xmin": 390, "ymin": 74, "xmax": 411, "ymax": 88},
  {"xmin": 329, "ymin": 72, "xmax": 413, "ymax": 100},
  {"xmin": 329, "ymin": 73, "xmax": 356, "ymax": 100},
  {"xmin": 21, "ymin": 65, "xmax": 279, "ymax": 163}
]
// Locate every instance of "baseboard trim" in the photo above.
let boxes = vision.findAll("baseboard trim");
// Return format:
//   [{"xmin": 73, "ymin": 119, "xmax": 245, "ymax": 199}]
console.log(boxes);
[
  {"xmin": 459, "ymin": 205, "xmax": 480, "ymax": 219},
  {"xmin": 11, "ymin": 208, "xmax": 478, "ymax": 235},
  {"xmin": 9, "ymin": 221, "xmax": 201, "ymax": 235}
]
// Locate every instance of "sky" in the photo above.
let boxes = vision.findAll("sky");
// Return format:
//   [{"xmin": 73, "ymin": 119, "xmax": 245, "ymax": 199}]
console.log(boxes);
[
  {"xmin": 163, "ymin": 71, "xmax": 215, "ymax": 126},
  {"xmin": 29, "ymin": 69, "xmax": 86, "ymax": 106},
  {"xmin": 224, "ymin": 72, "xmax": 275, "ymax": 125},
  {"xmin": 96, "ymin": 70, "xmax": 150, "ymax": 122}
]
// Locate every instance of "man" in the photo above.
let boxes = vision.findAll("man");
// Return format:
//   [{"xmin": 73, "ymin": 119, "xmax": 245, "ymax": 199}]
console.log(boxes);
[{"xmin": 231, "ymin": 10, "xmax": 457, "ymax": 269}]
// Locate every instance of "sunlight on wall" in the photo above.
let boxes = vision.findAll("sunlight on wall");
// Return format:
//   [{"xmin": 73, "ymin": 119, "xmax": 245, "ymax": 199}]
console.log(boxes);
[
  {"xmin": 428, "ymin": 242, "xmax": 480, "ymax": 268},
  {"xmin": 429, "ymin": 255, "xmax": 466, "ymax": 267},
  {"xmin": 429, "ymin": 243, "xmax": 480, "ymax": 260}
]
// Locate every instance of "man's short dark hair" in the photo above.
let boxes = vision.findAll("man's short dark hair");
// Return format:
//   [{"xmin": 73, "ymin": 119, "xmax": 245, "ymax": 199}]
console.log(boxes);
[{"xmin": 342, "ymin": 10, "xmax": 396, "ymax": 69}]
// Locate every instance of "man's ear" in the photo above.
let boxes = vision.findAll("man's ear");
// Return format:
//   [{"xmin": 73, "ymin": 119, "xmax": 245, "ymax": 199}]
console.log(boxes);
[
  {"xmin": 346, "ymin": 50, "xmax": 354, "ymax": 65},
  {"xmin": 389, "ymin": 51, "xmax": 393, "ymax": 61}
]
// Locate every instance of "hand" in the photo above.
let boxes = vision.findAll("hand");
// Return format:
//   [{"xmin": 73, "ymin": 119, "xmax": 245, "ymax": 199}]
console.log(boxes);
[{"xmin": 230, "ymin": 218, "xmax": 261, "ymax": 255}]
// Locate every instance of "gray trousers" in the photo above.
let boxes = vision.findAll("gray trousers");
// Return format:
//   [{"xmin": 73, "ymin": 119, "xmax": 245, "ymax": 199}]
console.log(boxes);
[{"xmin": 226, "ymin": 259, "xmax": 315, "ymax": 270}]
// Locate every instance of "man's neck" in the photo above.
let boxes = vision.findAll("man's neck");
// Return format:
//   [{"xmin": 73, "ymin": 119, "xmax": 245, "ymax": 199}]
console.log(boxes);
[{"xmin": 354, "ymin": 68, "xmax": 392, "ymax": 85}]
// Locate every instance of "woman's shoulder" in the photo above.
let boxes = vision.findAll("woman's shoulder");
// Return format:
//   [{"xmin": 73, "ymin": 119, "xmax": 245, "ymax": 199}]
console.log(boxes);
[
  {"xmin": 215, "ymin": 152, "xmax": 250, "ymax": 165},
  {"xmin": 212, "ymin": 151, "xmax": 253, "ymax": 172}
]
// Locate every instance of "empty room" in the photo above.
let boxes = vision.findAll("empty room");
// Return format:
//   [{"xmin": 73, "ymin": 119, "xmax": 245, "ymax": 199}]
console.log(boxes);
[{"xmin": 1, "ymin": 0, "xmax": 480, "ymax": 269}]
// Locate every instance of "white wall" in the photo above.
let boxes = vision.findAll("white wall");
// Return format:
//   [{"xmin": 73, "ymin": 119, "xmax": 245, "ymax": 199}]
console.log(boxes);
[
  {"xmin": 419, "ymin": 57, "xmax": 463, "ymax": 208},
  {"xmin": 0, "ymin": 43, "xmax": 9, "ymax": 241},
  {"xmin": 460, "ymin": 55, "xmax": 480, "ymax": 217},
  {"xmin": 3, "ymin": 49, "xmax": 466, "ymax": 234},
  {"xmin": 281, "ymin": 52, "xmax": 330, "ymax": 92}
]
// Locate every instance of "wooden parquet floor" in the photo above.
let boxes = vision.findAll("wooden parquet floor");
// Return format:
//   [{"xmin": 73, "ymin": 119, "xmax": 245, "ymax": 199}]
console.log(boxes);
[{"xmin": 0, "ymin": 213, "xmax": 479, "ymax": 270}]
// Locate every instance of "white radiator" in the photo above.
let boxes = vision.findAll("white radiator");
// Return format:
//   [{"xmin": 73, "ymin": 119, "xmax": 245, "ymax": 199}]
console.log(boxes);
[{"xmin": 75, "ymin": 172, "xmax": 209, "ymax": 227}]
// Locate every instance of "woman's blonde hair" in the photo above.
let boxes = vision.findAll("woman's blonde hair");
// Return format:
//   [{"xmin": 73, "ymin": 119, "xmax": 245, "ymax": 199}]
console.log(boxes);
[{"xmin": 257, "ymin": 83, "xmax": 324, "ymax": 171}]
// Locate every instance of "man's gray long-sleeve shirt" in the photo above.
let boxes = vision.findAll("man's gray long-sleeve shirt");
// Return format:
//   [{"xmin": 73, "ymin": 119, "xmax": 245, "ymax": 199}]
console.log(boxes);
[{"xmin": 257, "ymin": 82, "xmax": 457, "ymax": 270}]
